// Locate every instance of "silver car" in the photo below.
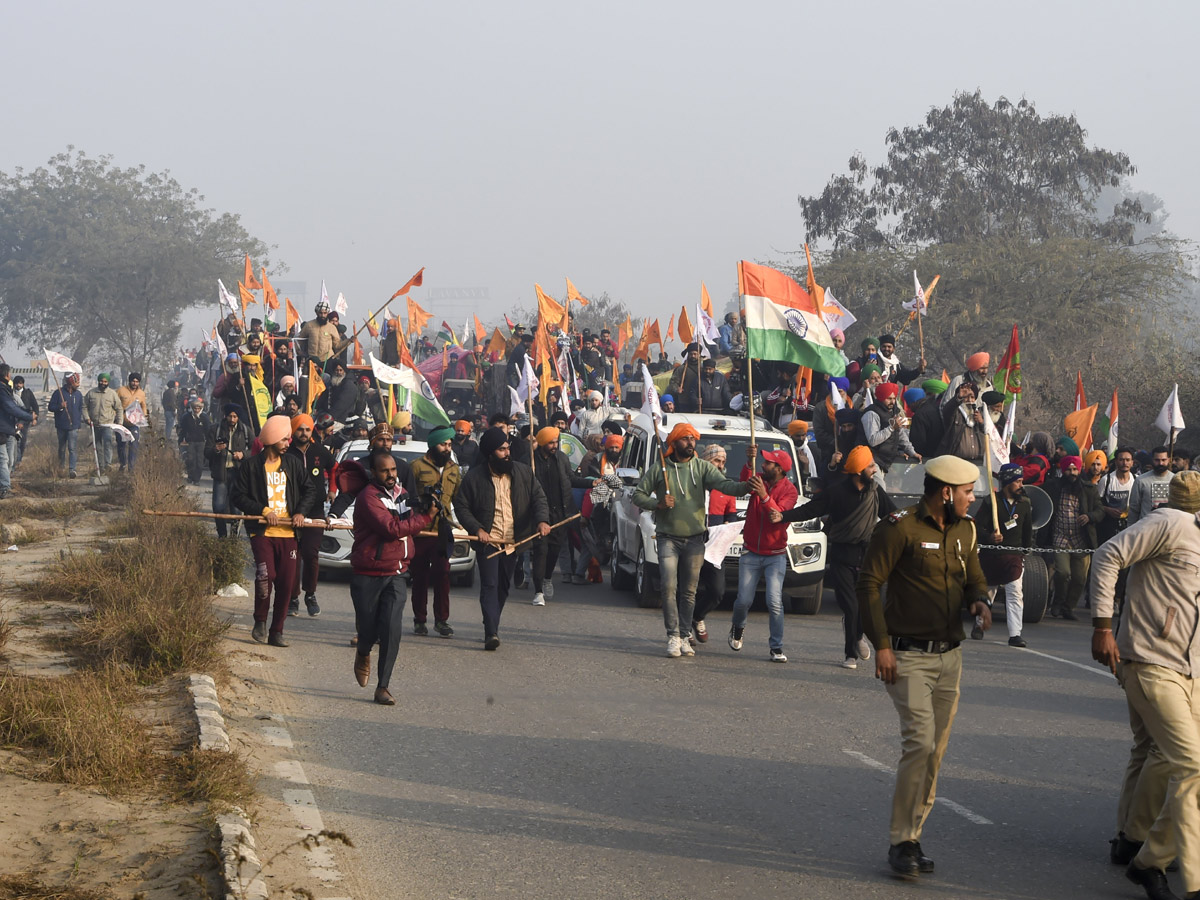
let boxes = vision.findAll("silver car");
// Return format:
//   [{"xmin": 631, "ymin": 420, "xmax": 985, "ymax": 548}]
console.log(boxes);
[{"xmin": 317, "ymin": 439, "xmax": 476, "ymax": 585}]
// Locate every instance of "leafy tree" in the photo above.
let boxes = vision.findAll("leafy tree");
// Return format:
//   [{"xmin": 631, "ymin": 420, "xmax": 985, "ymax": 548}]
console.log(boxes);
[
  {"xmin": 0, "ymin": 148, "xmax": 274, "ymax": 374},
  {"xmin": 792, "ymin": 92, "xmax": 1197, "ymax": 447}
]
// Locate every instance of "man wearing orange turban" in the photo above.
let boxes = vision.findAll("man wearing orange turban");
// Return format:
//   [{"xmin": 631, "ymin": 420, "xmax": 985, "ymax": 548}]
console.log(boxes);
[
  {"xmin": 632, "ymin": 419, "xmax": 753, "ymax": 658},
  {"xmin": 942, "ymin": 350, "xmax": 994, "ymax": 410}
]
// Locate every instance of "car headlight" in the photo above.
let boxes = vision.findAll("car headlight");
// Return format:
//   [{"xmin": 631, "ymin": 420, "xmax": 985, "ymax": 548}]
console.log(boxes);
[
  {"xmin": 791, "ymin": 520, "xmax": 822, "ymax": 533},
  {"xmin": 451, "ymin": 541, "xmax": 469, "ymax": 559}
]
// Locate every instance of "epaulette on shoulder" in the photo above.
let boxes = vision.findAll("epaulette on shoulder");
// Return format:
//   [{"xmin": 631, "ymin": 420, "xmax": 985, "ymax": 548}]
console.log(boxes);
[{"xmin": 886, "ymin": 509, "xmax": 909, "ymax": 524}]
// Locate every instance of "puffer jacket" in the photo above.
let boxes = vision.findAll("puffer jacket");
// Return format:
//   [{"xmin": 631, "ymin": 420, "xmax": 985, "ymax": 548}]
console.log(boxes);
[
  {"xmin": 48, "ymin": 386, "xmax": 84, "ymax": 432},
  {"xmin": 350, "ymin": 479, "xmax": 431, "ymax": 576}
]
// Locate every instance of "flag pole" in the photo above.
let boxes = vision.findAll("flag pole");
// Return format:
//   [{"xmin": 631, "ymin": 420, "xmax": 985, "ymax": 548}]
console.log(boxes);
[
  {"xmin": 696, "ymin": 350, "xmax": 702, "ymax": 414},
  {"xmin": 984, "ymin": 430, "xmax": 1000, "ymax": 529},
  {"xmin": 737, "ymin": 262, "xmax": 757, "ymax": 475},
  {"xmin": 915, "ymin": 293, "xmax": 926, "ymax": 364},
  {"xmin": 336, "ymin": 295, "xmax": 406, "ymax": 356}
]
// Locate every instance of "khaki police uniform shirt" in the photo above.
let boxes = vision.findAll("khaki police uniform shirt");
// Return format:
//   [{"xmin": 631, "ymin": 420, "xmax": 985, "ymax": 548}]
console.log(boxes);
[{"xmin": 857, "ymin": 498, "xmax": 989, "ymax": 649}]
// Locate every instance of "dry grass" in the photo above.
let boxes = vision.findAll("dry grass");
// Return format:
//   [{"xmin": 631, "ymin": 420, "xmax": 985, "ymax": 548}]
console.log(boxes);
[
  {"xmin": 2, "ymin": 499, "xmax": 80, "ymax": 521},
  {"xmin": 0, "ymin": 616, "xmax": 11, "ymax": 659},
  {"xmin": 0, "ymin": 874, "xmax": 114, "ymax": 899},
  {"xmin": 10, "ymin": 524, "xmax": 53, "ymax": 546},
  {"xmin": 0, "ymin": 668, "xmax": 152, "ymax": 788},
  {"xmin": 171, "ymin": 748, "xmax": 256, "ymax": 811}
]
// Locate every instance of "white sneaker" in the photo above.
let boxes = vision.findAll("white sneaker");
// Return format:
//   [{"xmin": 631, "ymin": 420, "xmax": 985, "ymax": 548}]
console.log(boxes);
[
  {"xmin": 841, "ymin": 657, "xmax": 858, "ymax": 669},
  {"xmin": 770, "ymin": 648, "xmax": 788, "ymax": 663},
  {"xmin": 544, "ymin": 580, "xmax": 555, "ymax": 600},
  {"xmin": 532, "ymin": 592, "xmax": 546, "ymax": 606},
  {"xmin": 666, "ymin": 635, "xmax": 682, "ymax": 658},
  {"xmin": 679, "ymin": 638, "xmax": 695, "ymax": 657},
  {"xmin": 856, "ymin": 637, "xmax": 872, "ymax": 660}
]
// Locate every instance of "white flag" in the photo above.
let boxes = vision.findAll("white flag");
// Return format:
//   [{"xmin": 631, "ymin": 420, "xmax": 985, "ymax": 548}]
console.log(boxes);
[
  {"xmin": 100, "ymin": 422, "xmax": 136, "ymax": 443},
  {"xmin": 335, "ymin": 292, "xmax": 348, "ymax": 317},
  {"xmin": 1155, "ymin": 384, "xmax": 1186, "ymax": 435},
  {"xmin": 696, "ymin": 304, "xmax": 720, "ymax": 359},
  {"xmin": 902, "ymin": 270, "xmax": 928, "ymax": 315},
  {"xmin": 984, "ymin": 408, "xmax": 1010, "ymax": 471},
  {"xmin": 124, "ymin": 402, "xmax": 146, "ymax": 427},
  {"xmin": 516, "ymin": 355, "xmax": 539, "ymax": 404},
  {"xmin": 320, "ymin": 281, "xmax": 330, "ymax": 310},
  {"xmin": 820, "ymin": 287, "xmax": 857, "ymax": 332},
  {"xmin": 640, "ymin": 366, "xmax": 669, "ymax": 442},
  {"xmin": 509, "ymin": 385, "xmax": 524, "ymax": 417},
  {"xmin": 217, "ymin": 279, "xmax": 239, "ymax": 315},
  {"xmin": 43, "ymin": 347, "xmax": 82, "ymax": 375}
]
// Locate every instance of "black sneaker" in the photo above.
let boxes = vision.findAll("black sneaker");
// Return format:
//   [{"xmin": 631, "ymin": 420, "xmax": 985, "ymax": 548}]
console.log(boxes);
[
  {"xmin": 970, "ymin": 624, "xmax": 984, "ymax": 640},
  {"xmin": 888, "ymin": 841, "xmax": 920, "ymax": 876},
  {"xmin": 413, "ymin": 622, "xmax": 429, "ymax": 636},
  {"xmin": 434, "ymin": 621, "xmax": 454, "ymax": 637},
  {"xmin": 1008, "ymin": 635, "xmax": 1027, "ymax": 648},
  {"xmin": 305, "ymin": 594, "xmax": 321, "ymax": 617},
  {"xmin": 288, "ymin": 598, "xmax": 300, "ymax": 617}
]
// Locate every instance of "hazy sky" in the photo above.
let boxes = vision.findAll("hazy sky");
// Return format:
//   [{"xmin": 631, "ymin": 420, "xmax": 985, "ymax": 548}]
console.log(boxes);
[{"xmin": 3, "ymin": 0, "xmax": 1198, "ymax": 357}]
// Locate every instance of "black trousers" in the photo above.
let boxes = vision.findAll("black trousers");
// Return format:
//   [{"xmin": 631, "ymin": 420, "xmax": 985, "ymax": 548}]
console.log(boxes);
[
  {"xmin": 691, "ymin": 561, "xmax": 725, "ymax": 624},
  {"xmin": 827, "ymin": 543, "xmax": 866, "ymax": 658},
  {"xmin": 477, "ymin": 550, "xmax": 518, "ymax": 637},
  {"xmin": 531, "ymin": 536, "xmax": 562, "ymax": 593},
  {"xmin": 351, "ymin": 573, "xmax": 406, "ymax": 690}
]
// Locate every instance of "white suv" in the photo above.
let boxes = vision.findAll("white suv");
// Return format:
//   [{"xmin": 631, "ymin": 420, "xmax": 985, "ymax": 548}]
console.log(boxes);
[{"xmin": 608, "ymin": 412, "xmax": 827, "ymax": 613}]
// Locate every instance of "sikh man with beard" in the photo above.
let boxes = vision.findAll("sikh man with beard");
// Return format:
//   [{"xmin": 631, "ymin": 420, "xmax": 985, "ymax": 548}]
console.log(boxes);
[
  {"xmin": 453, "ymin": 428, "xmax": 550, "ymax": 650},
  {"xmin": 408, "ymin": 426, "xmax": 461, "ymax": 637},
  {"xmin": 451, "ymin": 420, "xmax": 480, "ymax": 468},
  {"xmin": 1043, "ymin": 455, "xmax": 1104, "ymax": 620},
  {"xmin": 530, "ymin": 427, "xmax": 594, "ymax": 606},
  {"xmin": 204, "ymin": 404, "xmax": 253, "ymax": 538},
  {"xmin": 632, "ymin": 423, "xmax": 753, "ymax": 658},
  {"xmin": 298, "ymin": 299, "xmax": 341, "ymax": 366},
  {"xmin": 350, "ymin": 448, "xmax": 433, "ymax": 706},
  {"xmin": 971, "ymin": 463, "xmax": 1033, "ymax": 646},
  {"xmin": 286, "ymin": 414, "xmax": 335, "ymax": 618},
  {"xmin": 316, "ymin": 360, "xmax": 366, "ymax": 425},
  {"xmin": 773, "ymin": 445, "xmax": 895, "ymax": 668},
  {"xmin": 1128, "ymin": 447, "xmax": 1175, "ymax": 524},
  {"xmin": 862, "ymin": 382, "xmax": 922, "ymax": 473},
  {"xmin": 230, "ymin": 415, "xmax": 320, "ymax": 647},
  {"xmin": 858, "ymin": 456, "xmax": 992, "ymax": 877}
]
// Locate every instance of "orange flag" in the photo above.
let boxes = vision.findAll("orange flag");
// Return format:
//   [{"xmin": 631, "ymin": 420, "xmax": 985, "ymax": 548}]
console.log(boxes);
[
  {"xmin": 390, "ymin": 267, "xmax": 425, "ymax": 300},
  {"xmin": 396, "ymin": 328, "xmax": 415, "ymax": 368},
  {"xmin": 238, "ymin": 281, "xmax": 256, "ymax": 315},
  {"xmin": 677, "ymin": 305, "xmax": 695, "ymax": 344},
  {"xmin": 243, "ymin": 255, "xmax": 262, "ymax": 290},
  {"xmin": 285, "ymin": 298, "xmax": 300, "ymax": 334},
  {"xmin": 1063, "ymin": 404, "xmax": 1098, "ymax": 452},
  {"xmin": 366, "ymin": 312, "xmax": 379, "ymax": 338},
  {"xmin": 262, "ymin": 270, "xmax": 279, "ymax": 310},
  {"xmin": 632, "ymin": 319, "xmax": 662, "ymax": 362},
  {"xmin": 666, "ymin": 314, "xmax": 675, "ymax": 341},
  {"xmin": 535, "ymin": 284, "xmax": 567, "ymax": 331},
  {"xmin": 352, "ymin": 322, "xmax": 364, "ymax": 366},
  {"xmin": 941, "ymin": 368, "xmax": 950, "ymax": 383},
  {"xmin": 794, "ymin": 366, "xmax": 813, "ymax": 402},
  {"xmin": 1074, "ymin": 371, "xmax": 1088, "ymax": 412},
  {"xmin": 486, "ymin": 327, "xmax": 507, "ymax": 357},
  {"xmin": 617, "ymin": 315, "xmax": 634, "ymax": 352},
  {"xmin": 700, "ymin": 282, "xmax": 714, "ymax": 317},
  {"xmin": 473, "ymin": 314, "xmax": 487, "ymax": 345},
  {"xmin": 406, "ymin": 297, "xmax": 432, "ymax": 337},
  {"xmin": 565, "ymin": 277, "xmax": 589, "ymax": 306},
  {"xmin": 305, "ymin": 360, "xmax": 325, "ymax": 413}
]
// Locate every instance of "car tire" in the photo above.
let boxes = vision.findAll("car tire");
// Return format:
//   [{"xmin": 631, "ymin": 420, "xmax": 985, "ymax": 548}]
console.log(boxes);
[
  {"xmin": 635, "ymin": 542, "xmax": 661, "ymax": 609},
  {"xmin": 787, "ymin": 579, "xmax": 824, "ymax": 615},
  {"xmin": 1021, "ymin": 553, "xmax": 1049, "ymax": 624},
  {"xmin": 610, "ymin": 534, "xmax": 634, "ymax": 590}
]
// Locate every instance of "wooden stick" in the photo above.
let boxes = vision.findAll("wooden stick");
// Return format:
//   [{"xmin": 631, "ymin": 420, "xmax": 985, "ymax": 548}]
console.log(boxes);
[
  {"xmin": 983, "ymin": 433, "xmax": 1000, "ymax": 531},
  {"xmin": 484, "ymin": 513, "xmax": 582, "ymax": 558},
  {"xmin": 141, "ymin": 509, "xmax": 468, "ymax": 539}
]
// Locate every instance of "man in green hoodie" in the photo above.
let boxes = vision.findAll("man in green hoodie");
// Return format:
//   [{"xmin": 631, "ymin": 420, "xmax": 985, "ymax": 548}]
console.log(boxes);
[{"xmin": 633, "ymin": 421, "xmax": 754, "ymax": 658}]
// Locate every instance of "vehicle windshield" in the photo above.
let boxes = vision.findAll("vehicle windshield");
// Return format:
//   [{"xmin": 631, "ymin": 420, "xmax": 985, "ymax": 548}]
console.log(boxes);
[
  {"xmin": 344, "ymin": 447, "xmax": 426, "ymax": 466},
  {"xmin": 657, "ymin": 433, "xmax": 800, "ymax": 487}
]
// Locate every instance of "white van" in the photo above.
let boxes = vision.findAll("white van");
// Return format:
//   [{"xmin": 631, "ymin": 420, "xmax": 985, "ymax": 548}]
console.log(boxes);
[{"xmin": 608, "ymin": 412, "xmax": 827, "ymax": 613}]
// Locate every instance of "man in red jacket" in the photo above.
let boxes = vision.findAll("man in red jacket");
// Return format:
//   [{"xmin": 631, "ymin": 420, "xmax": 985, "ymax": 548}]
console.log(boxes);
[
  {"xmin": 728, "ymin": 449, "xmax": 799, "ymax": 662},
  {"xmin": 351, "ymin": 447, "xmax": 433, "ymax": 705}
]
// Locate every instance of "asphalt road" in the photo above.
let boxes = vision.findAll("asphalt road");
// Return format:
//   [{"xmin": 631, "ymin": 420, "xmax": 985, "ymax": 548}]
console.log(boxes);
[{"xmin": 246, "ymin": 568, "xmax": 1146, "ymax": 900}]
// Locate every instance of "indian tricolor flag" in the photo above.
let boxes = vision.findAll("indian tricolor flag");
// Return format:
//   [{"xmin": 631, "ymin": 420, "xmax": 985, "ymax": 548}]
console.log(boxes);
[{"xmin": 738, "ymin": 261, "xmax": 846, "ymax": 376}]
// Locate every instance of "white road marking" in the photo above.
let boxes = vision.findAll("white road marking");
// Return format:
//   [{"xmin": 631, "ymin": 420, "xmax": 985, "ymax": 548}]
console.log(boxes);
[
  {"xmin": 261, "ymin": 725, "xmax": 294, "ymax": 747},
  {"xmin": 275, "ymin": 759, "xmax": 309, "ymax": 783},
  {"xmin": 843, "ymin": 750, "xmax": 993, "ymax": 825},
  {"xmin": 1007, "ymin": 644, "xmax": 1112, "ymax": 678}
]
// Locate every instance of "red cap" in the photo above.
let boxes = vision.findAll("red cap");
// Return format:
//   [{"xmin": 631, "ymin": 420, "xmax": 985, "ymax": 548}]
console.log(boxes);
[
  {"xmin": 760, "ymin": 448, "xmax": 793, "ymax": 473},
  {"xmin": 875, "ymin": 382, "xmax": 900, "ymax": 401}
]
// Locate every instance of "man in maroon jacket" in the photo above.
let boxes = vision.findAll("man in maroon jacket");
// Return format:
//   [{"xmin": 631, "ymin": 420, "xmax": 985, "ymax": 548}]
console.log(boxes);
[
  {"xmin": 728, "ymin": 449, "xmax": 799, "ymax": 662},
  {"xmin": 350, "ymin": 447, "xmax": 432, "ymax": 705}
]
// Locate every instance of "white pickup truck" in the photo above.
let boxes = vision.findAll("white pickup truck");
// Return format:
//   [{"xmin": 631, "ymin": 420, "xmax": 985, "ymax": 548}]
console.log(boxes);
[{"xmin": 608, "ymin": 412, "xmax": 827, "ymax": 614}]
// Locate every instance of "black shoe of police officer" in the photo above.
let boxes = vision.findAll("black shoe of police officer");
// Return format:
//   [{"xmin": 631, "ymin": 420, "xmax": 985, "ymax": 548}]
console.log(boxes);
[
  {"xmin": 912, "ymin": 841, "xmax": 935, "ymax": 873},
  {"xmin": 1126, "ymin": 861, "xmax": 1180, "ymax": 900},
  {"xmin": 1111, "ymin": 832, "xmax": 1144, "ymax": 865},
  {"xmin": 888, "ymin": 842, "xmax": 921, "ymax": 876}
]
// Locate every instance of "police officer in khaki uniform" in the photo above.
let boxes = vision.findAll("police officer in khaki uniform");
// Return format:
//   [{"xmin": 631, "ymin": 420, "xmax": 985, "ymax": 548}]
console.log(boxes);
[{"xmin": 857, "ymin": 455, "xmax": 992, "ymax": 877}]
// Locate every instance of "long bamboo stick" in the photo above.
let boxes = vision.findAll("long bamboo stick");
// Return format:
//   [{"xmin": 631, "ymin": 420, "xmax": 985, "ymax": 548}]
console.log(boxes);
[
  {"xmin": 484, "ymin": 513, "xmax": 582, "ymax": 558},
  {"xmin": 141, "ymin": 509, "xmax": 469, "ymax": 540}
]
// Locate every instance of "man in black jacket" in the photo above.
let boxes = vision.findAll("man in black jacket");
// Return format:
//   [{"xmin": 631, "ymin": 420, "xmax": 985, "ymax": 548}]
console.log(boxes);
[
  {"xmin": 315, "ymin": 360, "xmax": 365, "ymax": 425},
  {"xmin": 452, "ymin": 427, "xmax": 550, "ymax": 649},
  {"xmin": 285, "ymin": 413, "xmax": 336, "ymax": 617},
  {"xmin": 771, "ymin": 446, "xmax": 895, "ymax": 669},
  {"xmin": 204, "ymin": 404, "xmax": 254, "ymax": 537},
  {"xmin": 530, "ymin": 426, "xmax": 593, "ymax": 606},
  {"xmin": 230, "ymin": 415, "xmax": 321, "ymax": 647},
  {"xmin": 1041, "ymin": 455, "xmax": 1104, "ymax": 620},
  {"xmin": 178, "ymin": 398, "xmax": 213, "ymax": 484},
  {"xmin": 970, "ymin": 463, "xmax": 1033, "ymax": 646}
]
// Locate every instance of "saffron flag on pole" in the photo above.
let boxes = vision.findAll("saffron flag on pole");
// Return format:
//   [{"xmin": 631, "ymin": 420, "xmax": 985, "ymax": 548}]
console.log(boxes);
[
  {"xmin": 261, "ymin": 271, "xmax": 279, "ymax": 310},
  {"xmin": 352, "ymin": 323, "xmax": 364, "ymax": 366},
  {"xmin": 535, "ymin": 284, "xmax": 567, "ymax": 331},
  {"xmin": 565, "ymin": 278, "xmax": 589, "ymax": 306},
  {"xmin": 631, "ymin": 320, "xmax": 662, "ymax": 363},
  {"xmin": 666, "ymin": 314, "xmax": 675, "ymax": 341},
  {"xmin": 617, "ymin": 315, "xmax": 634, "ymax": 352},
  {"xmin": 1155, "ymin": 384, "xmax": 1185, "ymax": 436},
  {"xmin": 43, "ymin": 348, "xmax": 82, "ymax": 376},
  {"xmin": 1074, "ymin": 372, "xmax": 1087, "ymax": 412},
  {"xmin": 366, "ymin": 312, "xmax": 380, "ymax": 338},
  {"xmin": 738, "ymin": 261, "xmax": 846, "ymax": 377},
  {"xmin": 243, "ymin": 255, "xmax": 262, "ymax": 290},
  {"xmin": 389, "ymin": 267, "xmax": 425, "ymax": 301},
  {"xmin": 1063, "ymin": 404, "xmax": 1098, "ymax": 452},
  {"xmin": 304, "ymin": 360, "xmax": 325, "ymax": 414},
  {"xmin": 473, "ymin": 314, "xmax": 487, "ymax": 344},
  {"xmin": 994, "ymin": 324, "xmax": 1021, "ymax": 406},
  {"xmin": 486, "ymin": 327, "xmax": 507, "ymax": 357},
  {"xmin": 238, "ymin": 282, "xmax": 256, "ymax": 316},
  {"xmin": 677, "ymin": 306, "xmax": 694, "ymax": 345},
  {"xmin": 406, "ymin": 297, "xmax": 432, "ymax": 338},
  {"xmin": 369, "ymin": 353, "xmax": 451, "ymax": 426},
  {"xmin": 700, "ymin": 283, "xmax": 714, "ymax": 317},
  {"xmin": 285, "ymin": 298, "xmax": 301, "ymax": 335}
]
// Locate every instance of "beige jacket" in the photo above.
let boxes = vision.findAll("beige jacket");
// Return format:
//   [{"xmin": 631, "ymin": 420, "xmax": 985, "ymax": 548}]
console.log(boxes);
[
  {"xmin": 298, "ymin": 319, "xmax": 340, "ymax": 363},
  {"xmin": 84, "ymin": 386, "xmax": 124, "ymax": 426},
  {"xmin": 1090, "ymin": 507, "xmax": 1200, "ymax": 677}
]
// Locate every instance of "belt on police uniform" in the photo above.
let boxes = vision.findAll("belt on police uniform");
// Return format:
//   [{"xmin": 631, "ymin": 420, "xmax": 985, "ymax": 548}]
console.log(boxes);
[{"xmin": 891, "ymin": 637, "xmax": 961, "ymax": 654}]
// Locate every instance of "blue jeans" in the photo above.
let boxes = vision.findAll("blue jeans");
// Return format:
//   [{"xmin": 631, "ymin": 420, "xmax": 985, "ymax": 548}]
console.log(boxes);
[
  {"xmin": 116, "ymin": 424, "xmax": 140, "ymax": 471},
  {"xmin": 163, "ymin": 411, "xmax": 176, "ymax": 446},
  {"xmin": 732, "ymin": 551, "xmax": 787, "ymax": 651},
  {"xmin": 57, "ymin": 428, "xmax": 79, "ymax": 473},
  {"xmin": 212, "ymin": 478, "xmax": 232, "ymax": 537},
  {"xmin": 0, "ymin": 434, "xmax": 14, "ymax": 492},
  {"xmin": 657, "ymin": 534, "xmax": 705, "ymax": 639}
]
